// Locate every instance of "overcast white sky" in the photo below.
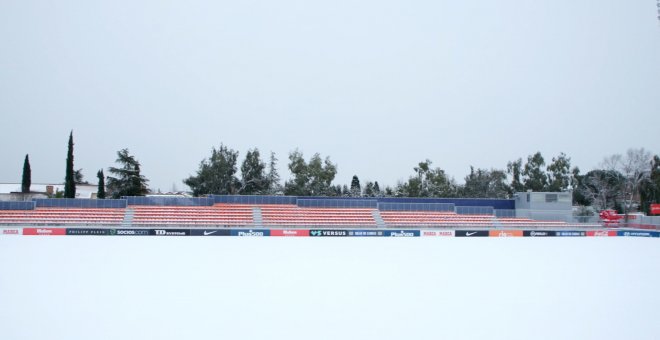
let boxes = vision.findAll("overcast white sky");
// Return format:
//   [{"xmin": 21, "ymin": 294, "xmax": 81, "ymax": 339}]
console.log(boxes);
[
  {"xmin": 1, "ymin": 237, "xmax": 659, "ymax": 339},
  {"xmin": 1, "ymin": 0, "xmax": 659, "ymax": 191}
]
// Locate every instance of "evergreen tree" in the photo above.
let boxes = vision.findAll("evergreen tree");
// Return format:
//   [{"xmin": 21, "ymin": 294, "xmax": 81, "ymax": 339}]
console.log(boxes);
[
  {"xmin": 461, "ymin": 167, "xmax": 510, "ymax": 198},
  {"xmin": 97, "ymin": 169, "xmax": 106, "ymax": 199},
  {"xmin": 373, "ymin": 181, "xmax": 381, "ymax": 196},
  {"xmin": 106, "ymin": 149, "xmax": 150, "ymax": 198},
  {"xmin": 74, "ymin": 169, "xmax": 87, "ymax": 184},
  {"xmin": 64, "ymin": 131, "xmax": 76, "ymax": 198},
  {"xmin": 350, "ymin": 175, "xmax": 361, "ymax": 197},
  {"xmin": 21, "ymin": 154, "xmax": 31, "ymax": 193},
  {"xmin": 546, "ymin": 153, "xmax": 573, "ymax": 192},
  {"xmin": 640, "ymin": 155, "xmax": 660, "ymax": 214},
  {"xmin": 507, "ymin": 158, "xmax": 524, "ymax": 192},
  {"xmin": 397, "ymin": 160, "xmax": 456, "ymax": 197},
  {"xmin": 266, "ymin": 151, "xmax": 282, "ymax": 194},
  {"xmin": 341, "ymin": 184, "xmax": 351, "ymax": 197},
  {"xmin": 363, "ymin": 181, "xmax": 374, "ymax": 197},
  {"xmin": 240, "ymin": 149, "xmax": 268, "ymax": 195},
  {"xmin": 184, "ymin": 144, "xmax": 239, "ymax": 196},
  {"xmin": 284, "ymin": 150, "xmax": 337, "ymax": 196},
  {"xmin": 522, "ymin": 152, "xmax": 548, "ymax": 191}
]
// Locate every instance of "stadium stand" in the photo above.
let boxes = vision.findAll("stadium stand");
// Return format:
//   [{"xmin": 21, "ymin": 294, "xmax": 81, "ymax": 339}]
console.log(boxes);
[{"xmin": 0, "ymin": 195, "xmax": 606, "ymax": 228}]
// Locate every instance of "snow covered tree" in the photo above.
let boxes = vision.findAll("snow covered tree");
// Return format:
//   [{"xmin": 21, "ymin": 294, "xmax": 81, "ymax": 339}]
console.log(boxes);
[
  {"xmin": 284, "ymin": 150, "xmax": 337, "ymax": 196},
  {"xmin": 507, "ymin": 158, "xmax": 524, "ymax": 192},
  {"xmin": 461, "ymin": 167, "xmax": 510, "ymax": 198},
  {"xmin": 522, "ymin": 152, "xmax": 547, "ymax": 192},
  {"xmin": 106, "ymin": 149, "xmax": 149, "ymax": 198},
  {"xmin": 397, "ymin": 160, "xmax": 456, "ymax": 197},
  {"xmin": 576, "ymin": 169, "xmax": 625, "ymax": 211},
  {"xmin": 184, "ymin": 144, "xmax": 239, "ymax": 196},
  {"xmin": 363, "ymin": 181, "xmax": 375, "ymax": 197},
  {"xmin": 350, "ymin": 175, "xmax": 361, "ymax": 197},
  {"xmin": 22, "ymin": 154, "xmax": 31, "ymax": 193},
  {"xmin": 266, "ymin": 151, "xmax": 282, "ymax": 195},
  {"xmin": 239, "ymin": 148, "xmax": 269, "ymax": 195},
  {"xmin": 640, "ymin": 155, "xmax": 660, "ymax": 214},
  {"xmin": 546, "ymin": 152, "xmax": 574, "ymax": 192}
]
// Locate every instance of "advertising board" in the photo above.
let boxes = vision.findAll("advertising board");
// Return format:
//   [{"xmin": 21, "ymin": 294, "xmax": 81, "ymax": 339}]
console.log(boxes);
[
  {"xmin": 556, "ymin": 231, "xmax": 586, "ymax": 237},
  {"xmin": 489, "ymin": 230, "xmax": 523, "ymax": 237},
  {"xmin": 230, "ymin": 229, "xmax": 270, "ymax": 237},
  {"xmin": 0, "ymin": 228, "xmax": 21, "ymax": 236},
  {"xmin": 420, "ymin": 230, "xmax": 455, "ymax": 237},
  {"xmin": 586, "ymin": 230, "xmax": 618, "ymax": 237},
  {"xmin": 108, "ymin": 229, "xmax": 150, "ymax": 236},
  {"xmin": 190, "ymin": 229, "xmax": 232, "ymax": 236},
  {"xmin": 23, "ymin": 228, "xmax": 66, "ymax": 236},
  {"xmin": 348, "ymin": 230, "xmax": 384, "ymax": 237},
  {"xmin": 270, "ymin": 229, "xmax": 309, "ymax": 237},
  {"xmin": 66, "ymin": 228, "xmax": 110, "ymax": 236},
  {"xmin": 150, "ymin": 229, "xmax": 190, "ymax": 236},
  {"xmin": 617, "ymin": 230, "xmax": 660, "ymax": 238},
  {"xmin": 309, "ymin": 230, "xmax": 349, "ymax": 237},
  {"xmin": 522, "ymin": 230, "xmax": 556, "ymax": 237},
  {"xmin": 383, "ymin": 230, "xmax": 420, "ymax": 237},
  {"xmin": 454, "ymin": 230, "xmax": 489, "ymax": 237},
  {"xmin": 650, "ymin": 204, "xmax": 660, "ymax": 215}
]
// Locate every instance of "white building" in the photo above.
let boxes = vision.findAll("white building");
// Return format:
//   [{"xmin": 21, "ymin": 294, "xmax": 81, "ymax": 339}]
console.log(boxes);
[{"xmin": 0, "ymin": 183, "xmax": 99, "ymax": 201}]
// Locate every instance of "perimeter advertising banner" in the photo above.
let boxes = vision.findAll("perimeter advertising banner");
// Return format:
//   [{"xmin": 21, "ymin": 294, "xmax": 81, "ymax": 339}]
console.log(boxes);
[
  {"xmin": 0, "ymin": 228, "xmax": 21, "ymax": 236},
  {"xmin": 190, "ymin": 229, "xmax": 232, "ymax": 236},
  {"xmin": 348, "ymin": 230, "xmax": 384, "ymax": 237},
  {"xmin": 650, "ymin": 204, "xmax": 660, "ymax": 215},
  {"xmin": 309, "ymin": 230, "xmax": 349, "ymax": 237},
  {"xmin": 454, "ymin": 230, "xmax": 489, "ymax": 237},
  {"xmin": 489, "ymin": 230, "xmax": 523, "ymax": 237},
  {"xmin": 617, "ymin": 230, "xmax": 660, "ymax": 238},
  {"xmin": 383, "ymin": 230, "xmax": 420, "ymax": 237},
  {"xmin": 66, "ymin": 228, "xmax": 110, "ymax": 236},
  {"xmin": 556, "ymin": 231, "xmax": 586, "ymax": 237},
  {"xmin": 23, "ymin": 228, "xmax": 66, "ymax": 236},
  {"xmin": 150, "ymin": 229, "xmax": 190, "ymax": 236},
  {"xmin": 420, "ymin": 230, "xmax": 455, "ymax": 237},
  {"xmin": 586, "ymin": 230, "xmax": 618, "ymax": 237},
  {"xmin": 231, "ymin": 229, "xmax": 270, "ymax": 237},
  {"xmin": 109, "ymin": 229, "xmax": 150, "ymax": 236},
  {"xmin": 270, "ymin": 229, "xmax": 309, "ymax": 237},
  {"xmin": 523, "ymin": 230, "xmax": 556, "ymax": 237}
]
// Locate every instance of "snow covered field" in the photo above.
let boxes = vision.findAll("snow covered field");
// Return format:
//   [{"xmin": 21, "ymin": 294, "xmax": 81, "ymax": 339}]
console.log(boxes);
[{"xmin": 1, "ymin": 236, "xmax": 659, "ymax": 340}]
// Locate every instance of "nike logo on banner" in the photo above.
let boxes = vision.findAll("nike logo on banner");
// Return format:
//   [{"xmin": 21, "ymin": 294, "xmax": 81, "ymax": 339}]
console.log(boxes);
[
  {"xmin": 204, "ymin": 231, "xmax": 218, "ymax": 236},
  {"xmin": 466, "ymin": 232, "xmax": 477, "ymax": 236}
]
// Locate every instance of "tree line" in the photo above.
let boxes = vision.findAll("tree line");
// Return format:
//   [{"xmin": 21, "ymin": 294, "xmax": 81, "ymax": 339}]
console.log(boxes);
[{"xmin": 18, "ymin": 133, "xmax": 660, "ymax": 214}]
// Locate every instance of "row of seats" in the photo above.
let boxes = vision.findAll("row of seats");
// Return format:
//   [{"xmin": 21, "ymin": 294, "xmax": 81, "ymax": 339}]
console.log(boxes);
[
  {"xmin": 260, "ymin": 204, "xmax": 376, "ymax": 226},
  {"xmin": 0, "ymin": 208, "xmax": 125, "ymax": 225},
  {"xmin": 131, "ymin": 204, "xmax": 253, "ymax": 226}
]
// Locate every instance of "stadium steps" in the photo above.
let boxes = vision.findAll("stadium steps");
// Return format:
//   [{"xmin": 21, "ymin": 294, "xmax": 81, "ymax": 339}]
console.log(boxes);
[
  {"xmin": 122, "ymin": 208, "xmax": 135, "ymax": 227},
  {"xmin": 252, "ymin": 206, "xmax": 263, "ymax": 228},
  {"xmin": 372, "ymin": 210, "xmax": 386, "ymax": 228},
  {"xmin": 491, "ymin": 216, "xmax": 503, "ymax": 228}
]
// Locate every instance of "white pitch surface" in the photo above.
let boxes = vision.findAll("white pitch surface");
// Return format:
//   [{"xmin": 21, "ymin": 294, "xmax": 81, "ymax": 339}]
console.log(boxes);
[{"xmin": 1, "ymin": 237, "xmax": 659, "ymax": 340}]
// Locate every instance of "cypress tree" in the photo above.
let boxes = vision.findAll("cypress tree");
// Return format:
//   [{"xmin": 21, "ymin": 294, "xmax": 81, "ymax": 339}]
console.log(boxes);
[
  {"xmin": 64, "ymin": 131, "xmax": 76, "ymax": 198},
  {"xmin": 97, "ymin": 169, "xmax": 106, "ymax": 199},
  {"xmin": 22, "ymin": 154, "xmax": 31, "ymax": 193}
]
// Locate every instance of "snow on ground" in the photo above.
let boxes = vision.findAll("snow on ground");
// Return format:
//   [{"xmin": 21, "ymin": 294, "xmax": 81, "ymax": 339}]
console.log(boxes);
[{"xmin": 1, "ymin": 237, "xmax": 659, "ymax": 340}]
